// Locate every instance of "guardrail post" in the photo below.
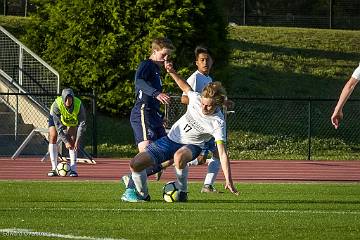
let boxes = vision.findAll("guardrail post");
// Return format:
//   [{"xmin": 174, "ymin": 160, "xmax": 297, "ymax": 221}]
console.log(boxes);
[
  {"xmin": 92, "ymin": 89, "xmax": 97, "ymax": 157},
  {"xmin": 307, "ymin": 98, "xmax": 312, "ymax": 160}
]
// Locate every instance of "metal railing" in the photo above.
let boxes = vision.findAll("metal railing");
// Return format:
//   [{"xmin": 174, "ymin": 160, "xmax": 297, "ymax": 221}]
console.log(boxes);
[{"xmin": 0, "ymin": 25, "xmax": 60, "ymax": 108}]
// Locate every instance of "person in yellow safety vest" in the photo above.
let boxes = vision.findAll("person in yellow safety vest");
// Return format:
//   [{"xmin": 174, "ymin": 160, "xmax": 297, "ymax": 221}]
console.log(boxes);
[{"xmin": 47, "ymin": 88, "xmax": 86, "ymax": 177}]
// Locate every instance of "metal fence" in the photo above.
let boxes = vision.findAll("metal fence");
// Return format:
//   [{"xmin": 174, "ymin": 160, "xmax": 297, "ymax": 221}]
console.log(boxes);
[
  {"xmin": 0, "ymin": 92, "xmax": 96, "ymax": 157},
  {"xmin": 0, "ymin": 26, "xmax": 59, "ymax": 109},
  {"xmin": 228, "ymin": 0, "xmax": 360, "ymax": 30},
  {"xmin": 166, "ymin": 96, "xmax": 360, "ymax": 160}
]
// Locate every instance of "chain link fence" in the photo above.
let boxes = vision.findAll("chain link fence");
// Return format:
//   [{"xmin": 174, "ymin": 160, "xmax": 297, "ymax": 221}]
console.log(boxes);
[
  {"xmin": 0, "ymin": 92, "xmax": 96, "ymax": 158},
  {"xmin": 166, "ymin": 95, "xmax": 360, "ymax": 160},
  {"xmin": 1, "ymin": 93, "xmax": 360, "ymax": 160},
  {"xmin": 228, "ymin": 0, "xmax": 360, "ymax": 30}
]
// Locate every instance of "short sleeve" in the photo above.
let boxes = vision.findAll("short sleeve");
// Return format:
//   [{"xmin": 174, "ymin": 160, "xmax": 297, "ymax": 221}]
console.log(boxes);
[{"xmin": 351, "ymin": 63, "xmax": 360, "ymax": 80}]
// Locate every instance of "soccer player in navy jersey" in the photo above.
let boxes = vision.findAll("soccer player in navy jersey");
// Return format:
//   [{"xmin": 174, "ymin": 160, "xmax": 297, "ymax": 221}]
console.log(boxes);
[
  {"xmin": 130, "ymin": 38, "xmax": 175, "ymax": 152},
  {"xmin": 121, "ymin": 37, "xmax": 175, "ymax": 188}
]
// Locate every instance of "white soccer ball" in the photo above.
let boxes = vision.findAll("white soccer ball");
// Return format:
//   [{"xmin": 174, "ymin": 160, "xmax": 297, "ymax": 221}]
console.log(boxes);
[
  {"xmin": 163, "ymin": 181, "xmax": 179, "ymax": 203},
  {"xmin": 56, "ymin": 161, "xmax": 71, "ymax": 177}
]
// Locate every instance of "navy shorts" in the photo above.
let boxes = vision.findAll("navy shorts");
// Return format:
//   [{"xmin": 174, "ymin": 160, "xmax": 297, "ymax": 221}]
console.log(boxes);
[
  {"xmin": 48, "ymin": 115, "xmax": 55, "ymax": 127},
  {"xmin": 130, "ymin": 104, "xmax": 166, "ymax": 145},
  {"xmin": 146, "ymin": 136, "xmax": 202, "ymax": 166},
  {"xmin": 204, "ymin": 138, "xmax": 216, "ymax": 152}
]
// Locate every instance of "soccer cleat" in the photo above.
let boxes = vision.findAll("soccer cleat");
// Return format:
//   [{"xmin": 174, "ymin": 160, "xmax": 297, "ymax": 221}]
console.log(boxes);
[
  {"xmin": 69, "ymin": 171, "xmax": 78, "ymax": 177},
  {"xmin": 47, "ymin": 170, "xmax": 58, "ymax": 177},
  {"xmin": 155, "ymin": 170, "xmax": 163, "ymax": 181},
  {"xmin": 201, "ymin": 184, "xmax": 218, "ymax": 193},
  {"xmin": 121, "ymin": 188, "xmax": 150, "ymax": 202},
  {"xmin": 178, "ymin": 191, "xmax": 188, "ymax": 202},
  {"xmin": 121, "ymin": 174, "xmax": 131, "ymax": 188}
]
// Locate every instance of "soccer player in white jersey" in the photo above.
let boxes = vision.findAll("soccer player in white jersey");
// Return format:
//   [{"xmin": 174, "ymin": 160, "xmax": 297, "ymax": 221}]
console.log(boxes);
[
  {"xmin": 331, "ymin": 63, "xmax": 360, "ymax": 129},
  {"xmin": 120, "ymin": 62, "xmax": 238, "ymax": 202},
  {"xmin": 181, "ymin": 46, "xmax": 222, "ymax": 193}
]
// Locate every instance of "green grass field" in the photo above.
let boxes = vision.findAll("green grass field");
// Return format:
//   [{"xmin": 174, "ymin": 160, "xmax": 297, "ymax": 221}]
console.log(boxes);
[{"xmin": 1, "ymin": 181, "xmax": 359, "ymax": 240}]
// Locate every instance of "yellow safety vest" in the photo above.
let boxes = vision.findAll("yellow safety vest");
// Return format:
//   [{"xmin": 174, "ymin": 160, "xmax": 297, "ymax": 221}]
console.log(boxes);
[{"xmin": 53, "ymin": 96, "xmax": 81, "ymax": 127}]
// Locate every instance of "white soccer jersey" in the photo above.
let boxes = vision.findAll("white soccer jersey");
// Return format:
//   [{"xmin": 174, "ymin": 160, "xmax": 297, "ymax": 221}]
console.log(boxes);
[
  {"xmin": 352, "ymin": 63, "xmax": 360, "ymax": 80},
  {"xmin": 182, "ymin": 70, "xmax": 213, "ymax": 95},
  {"xmin": 168, "ymin": 91, "xmax": 226, "ymax": 147}
]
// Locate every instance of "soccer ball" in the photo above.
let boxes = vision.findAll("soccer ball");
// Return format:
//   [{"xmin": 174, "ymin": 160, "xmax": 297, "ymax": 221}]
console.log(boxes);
[
  {"xmin": 163, "ymin": 181, "xmax": 179, "ymax": 203},
  {"xmin": 56, "ymin": 161, "xmax": 71, "ymax": 177}
]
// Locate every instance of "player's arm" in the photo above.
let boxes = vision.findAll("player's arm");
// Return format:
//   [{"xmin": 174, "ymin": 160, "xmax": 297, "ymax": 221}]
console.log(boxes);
[
  {"xmin": 136, "ymin": 78, "xmax": 160, "ymax": 97},
  {"xmin": 181, "ymin": 95, "xmax": 189, "ymax": 105},
  {"xmin": 137, "ymin": 78, "xmax": 170, "ymax": 104},
  {"xmin": 331, "ymin": 76, "xmax": 359, "ymax": 129},
  {"xmin": 164, "ymin": 61, "xmax": 192, "ymax": 94},
  {"xmin": 181, "ymin": 75, "xmax": 195, "ymax": 105},
  {"xmin": 216, "ymin": 141, "xmax": 238, "ymax": 195},
  {"xmin": 75, "ymin": 104, "xmax": 87, "ymax": 150}
]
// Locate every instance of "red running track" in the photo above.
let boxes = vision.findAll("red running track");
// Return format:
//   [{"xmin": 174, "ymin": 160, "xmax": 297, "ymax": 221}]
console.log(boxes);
[{"xmin": 0, "ymin": 157, "xmax": 359, "ymax": 182}]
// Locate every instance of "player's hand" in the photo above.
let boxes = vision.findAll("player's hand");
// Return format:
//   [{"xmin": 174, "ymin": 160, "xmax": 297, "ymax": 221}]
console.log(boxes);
[
  {"xmin": 224, "ymin": 182, "xmax": 239, "ymax": 195},
  {"xmin": 74, "ymin": 140, "xmax": 80, "ymax": 151},
  {"xmin": 331, "ymin": 110, "xmax": 343, "ymax": 129},
  {"xmin": 164, "ymin": 60, "xmax": 175, "ymax": 73},
  {"xmin": 156, "ymin": 93, "xmax": 171, "ymax": 104},
  {"xmin": 224, "ymin": 99, "xmax": 235, "ymax": 109},
  {"xmin": 196, "ymin": 150, "xmax": 209, "ymax": 165},
  {"xmin": 65, "ymin": 142, "xmax": 73, "ymax": 149}
]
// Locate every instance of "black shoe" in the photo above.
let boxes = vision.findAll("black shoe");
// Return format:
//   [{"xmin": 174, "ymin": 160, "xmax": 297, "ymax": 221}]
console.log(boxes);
[
  {"xmin": 201, "ymin": 184, "xmax": 217, "ymax": 193},
  {"xmin": 178, "ymin": 191, "xmax": 188, "ymax": 202},
  {"xmin": 47, "ymin": 170, "xmax": 58, "ymax": 177},
  {"xmin": 69, "ymin": 171, "xmax": 78, "ymax": 177}
]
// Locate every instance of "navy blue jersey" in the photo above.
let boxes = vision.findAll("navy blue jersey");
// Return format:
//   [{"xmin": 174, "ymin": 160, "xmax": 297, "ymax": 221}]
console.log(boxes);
[{"xmin": 134, "ymin": 59, "xmax": 162, "ymax": 112}]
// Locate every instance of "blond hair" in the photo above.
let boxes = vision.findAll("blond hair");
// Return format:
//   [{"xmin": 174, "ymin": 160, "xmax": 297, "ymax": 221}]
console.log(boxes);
[
  {"xmin": 151, "ymin": 37, "xmax": 175, "ymax": 52},
  {"xmin": 201, "ymin": 81, "xmax": 227, "ymax": 107}
]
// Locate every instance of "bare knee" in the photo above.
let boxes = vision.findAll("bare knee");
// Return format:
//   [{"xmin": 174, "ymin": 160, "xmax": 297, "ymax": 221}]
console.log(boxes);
[
  {"xmin": 174, "ymin": 147, "xmax": 192, "ymax": 169},
  {"xmin": 130, "ymin": 152, "xmax": 153, "ymax": 172},
  {"xmin": 48, "ymin": 127, "xmax": 57, "ymax": 144}
]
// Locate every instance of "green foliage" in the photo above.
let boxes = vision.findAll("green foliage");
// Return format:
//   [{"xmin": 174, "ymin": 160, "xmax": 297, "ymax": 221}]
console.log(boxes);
[{"xmin": 21, "ymin": 0, "xmax": 228, "ymax": 115}]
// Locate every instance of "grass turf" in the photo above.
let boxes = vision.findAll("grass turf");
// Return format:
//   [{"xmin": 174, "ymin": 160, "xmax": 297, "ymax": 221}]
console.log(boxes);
[{"xmin": 0, "ymin": 181, "xmax": 359, "ymax": 240}]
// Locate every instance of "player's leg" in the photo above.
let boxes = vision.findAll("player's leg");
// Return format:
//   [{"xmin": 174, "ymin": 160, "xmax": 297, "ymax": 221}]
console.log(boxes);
[
  {"xmin": 129, "ymin": 151, "xmax": 154, "ymax": 199},
  {"xmin": 121, "ymin": 150, "xmax": 153, "ymax": 202},
  {"xmin": 173, "ymin": 144, "xmax": 202, "ymax": 201},
  {"xmin": 124, "ymin": 109, "xmax": 151, "ymax": 189},
  {"xmin": 47, "ymin": 116, "xmax": 58, "ymax": 176},
  {"xmin": 125, "ymin": 111, "xmax": 166, "ymax": 185},
  {"xmin": 201, "ymin": 151, "xmax": 220, "ymax": 193},
  {"xmin": 66, "ymin": 126, "xmax": 78, "ymax": 177},
  {"xmin": 151, "ymin": 125, "xmax": 171, "ymax": 180},
  {"xmin": 201, "ymin": 139, "xmax": 220, "ymax": 193}
]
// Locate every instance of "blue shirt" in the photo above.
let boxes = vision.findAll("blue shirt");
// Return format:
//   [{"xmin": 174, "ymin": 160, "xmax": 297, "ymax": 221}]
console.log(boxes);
[{"xmin": 134, "ymin": 59, "xmax": 162, "ymax": 112}]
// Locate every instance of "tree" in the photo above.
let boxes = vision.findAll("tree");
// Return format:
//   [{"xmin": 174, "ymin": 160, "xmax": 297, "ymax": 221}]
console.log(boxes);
[{"xmin": 22, "ymin": 0, "xmax": 227, "ymax": 115}]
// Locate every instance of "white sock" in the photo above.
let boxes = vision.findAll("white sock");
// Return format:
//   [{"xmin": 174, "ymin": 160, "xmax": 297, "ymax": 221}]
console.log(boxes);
[
  {"xmin": 132, "ymin": 170, "xmax": 148, "ymax": 197},
  {"xmin": 187, "ymin": 159, "xmax": 199, "ymax": 166},
  {"xmin": 204, "ymin": 157, "xmax": 220, "ymax": 186},
  {"xmin": 69, "ymin": 149, "xmax": 77, "ymax": 172},
  {"xmin": 175, "ymin": 166, "xmax": 189, "ymax": 192},
  {"xmin": 49, "ymin": 143, "xmax": 58, "ymax": 170}
]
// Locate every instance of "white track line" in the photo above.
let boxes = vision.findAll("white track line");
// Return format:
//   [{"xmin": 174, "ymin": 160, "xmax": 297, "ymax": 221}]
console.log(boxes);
[
  {"xmin": 3, "ymin": 207, "xmax": 360, "ymax": 215},
  {"xmin": 0, "ymin": 228, "xmax": 128, "ymax": 240}
]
